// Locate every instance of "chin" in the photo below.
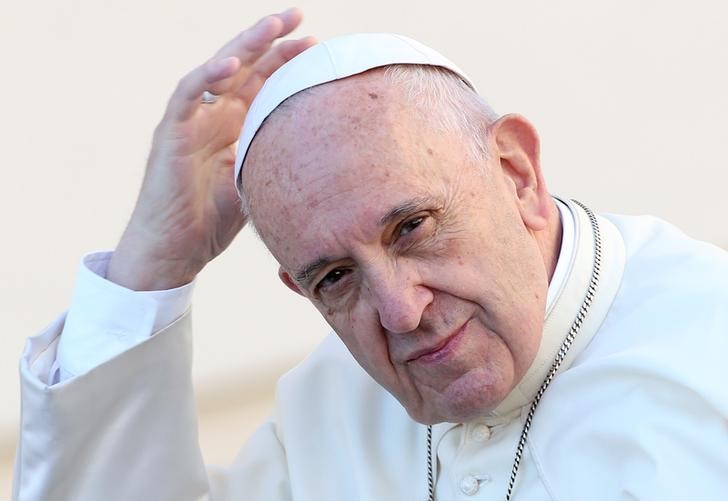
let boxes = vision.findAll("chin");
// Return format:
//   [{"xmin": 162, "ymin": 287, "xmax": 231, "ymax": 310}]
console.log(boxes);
[
  {"xmin": 438, "ymin": 396, "xmax": 504, "ymax": 424},
  {"xmin": 407, "ymin": 369, "xmax": 514, "ymax": 425},
  {"xmin": 407, "ymin": 399, "xmax": 501, "ymax": 425}
]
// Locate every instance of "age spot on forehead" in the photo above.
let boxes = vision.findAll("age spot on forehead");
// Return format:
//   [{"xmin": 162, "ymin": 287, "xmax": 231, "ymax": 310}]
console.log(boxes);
[{"xmin": 368, "ymin": 92, "xmax": 379, "ymax": 100}]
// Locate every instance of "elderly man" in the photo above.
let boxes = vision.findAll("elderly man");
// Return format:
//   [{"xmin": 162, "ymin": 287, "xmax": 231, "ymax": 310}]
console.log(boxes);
[{"xmin": 14, "ymin": 9, "xmax": 728, "ymax": 501}]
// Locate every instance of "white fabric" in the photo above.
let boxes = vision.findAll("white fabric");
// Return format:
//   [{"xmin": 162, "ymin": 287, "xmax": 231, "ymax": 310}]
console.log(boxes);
[
  {"xmin": 15, "ymin": 202, "xmax": 728, "ymax": 500},
  {"xmin": 234, "ymin": 33, "xmax": 475, "ymax": 194},
  {"xmin": 52, "ymin": 251, "xmax": 194, "ymax": 383}
]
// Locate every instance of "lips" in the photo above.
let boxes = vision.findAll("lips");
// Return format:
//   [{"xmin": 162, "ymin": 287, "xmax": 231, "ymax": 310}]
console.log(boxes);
[{"xmin": 406, "ymin": 321, "xmax": 468, "ymax": 364}]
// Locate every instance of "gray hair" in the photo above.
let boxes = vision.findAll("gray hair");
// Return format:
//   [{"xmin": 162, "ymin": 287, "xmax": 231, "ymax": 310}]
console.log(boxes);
[
  {"xmin": 240, "ymin": 64, "xmax": 499, "ymax": 218},
  {"xmin": 381, "ymin": 64, "xmax": 499, "ymax": 161}
]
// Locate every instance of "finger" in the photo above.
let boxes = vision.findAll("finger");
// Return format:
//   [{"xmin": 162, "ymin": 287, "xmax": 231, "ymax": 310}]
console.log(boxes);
[
  {"xmin": 167, "ymin": 35, "xmax": 307, "ymax": 121},
  {"xmin": 274, "ymin": 7, "xmax": 305, "ymax": 37},
  {"xmin": 214, "ymin": 8, "xmax": 304, "ymax": 66},
  {"xmin": 163, "ymin": 9, "xmax": 305, "ymax": 123},
  {"xmin": 253, "ymin": 36, "xmax": 317, "ymax": 80},
  {"xmin": 165, "ymin": 56, "xmax": 241, "ymax": 122},
  {"xmin": 236, "ymin": 36, "xmax": 317, "ymax": 101},
  {"xmin": 267, "ymin": 7, "xmax": 305, "ymax": 40}
]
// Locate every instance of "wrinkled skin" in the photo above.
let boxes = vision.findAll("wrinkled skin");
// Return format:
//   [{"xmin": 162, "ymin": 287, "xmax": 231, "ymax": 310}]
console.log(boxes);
[{"xmin": 243, "ymin": 70, "xmax": 561, "ymax": 424}]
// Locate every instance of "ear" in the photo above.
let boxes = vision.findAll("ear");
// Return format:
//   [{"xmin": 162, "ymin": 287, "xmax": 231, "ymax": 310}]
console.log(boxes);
[
  {"xmin": 278, "ymin": 266, "xmax": 305, "ymax": 296},
  {"xmin": 490, "ymin": 114, "xmax": 551, "ymax": 231}
]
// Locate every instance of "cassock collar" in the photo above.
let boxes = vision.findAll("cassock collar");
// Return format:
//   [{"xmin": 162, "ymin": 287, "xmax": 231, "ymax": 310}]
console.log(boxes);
[{"xmin": 431, "ymin": 197, "xmax": 626, "ymax": 444}]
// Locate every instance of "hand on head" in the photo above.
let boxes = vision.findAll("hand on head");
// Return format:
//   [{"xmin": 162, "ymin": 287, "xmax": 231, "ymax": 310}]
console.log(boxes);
[{"xmin": 107, "ymin": 8, "xmax": 315, "ymax": 291}]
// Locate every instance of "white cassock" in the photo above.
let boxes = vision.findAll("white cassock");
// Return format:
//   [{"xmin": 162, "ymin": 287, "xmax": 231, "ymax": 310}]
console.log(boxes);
[{"xmin": 13, "ymin": 198, "xmax": 728, "ymax": 501}]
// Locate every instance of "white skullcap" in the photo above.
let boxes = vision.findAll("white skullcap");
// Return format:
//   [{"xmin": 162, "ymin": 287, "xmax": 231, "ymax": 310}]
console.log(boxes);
[{"xmin": 234, "ymin": 32, "xmax": 476, "ymax": 195}]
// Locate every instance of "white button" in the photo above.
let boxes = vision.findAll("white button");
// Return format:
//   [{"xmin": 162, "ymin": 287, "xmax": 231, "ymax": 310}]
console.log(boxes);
[
  {"xmin": 471, "ymin": 424, "xmax": 491, "ymax": 442},
  {"xmin": 460, "ymin": 475, "xmax": 479, "ymax": 496}
]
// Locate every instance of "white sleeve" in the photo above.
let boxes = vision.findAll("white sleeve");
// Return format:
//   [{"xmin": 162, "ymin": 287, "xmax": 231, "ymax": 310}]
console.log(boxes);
[{"xmin": 52, "ymin": 251, "xmax": 194, "ymax": 383}]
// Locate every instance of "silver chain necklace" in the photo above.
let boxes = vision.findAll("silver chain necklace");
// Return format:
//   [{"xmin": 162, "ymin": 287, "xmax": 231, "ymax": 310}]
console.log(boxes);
[{"xmin": 425, "ymin": 200, "xmax": 602, "ymax": 501}]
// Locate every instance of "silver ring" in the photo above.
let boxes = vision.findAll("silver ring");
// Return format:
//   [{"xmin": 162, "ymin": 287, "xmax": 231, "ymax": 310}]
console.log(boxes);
[{"xmin": 201, "ymin": 90, "xmax": 219, "ymax": 104}]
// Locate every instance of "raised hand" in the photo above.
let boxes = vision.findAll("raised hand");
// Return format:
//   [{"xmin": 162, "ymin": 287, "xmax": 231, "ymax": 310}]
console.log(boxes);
[{"xmin": 107, "ymin": 8, "xmax": 315, "ymax": 291}]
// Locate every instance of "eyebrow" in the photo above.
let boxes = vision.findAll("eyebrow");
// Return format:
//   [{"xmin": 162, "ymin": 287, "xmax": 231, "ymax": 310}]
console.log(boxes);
[
  {"xmin": 378, "ymin": 196, "xmax": 434, "ymax": 227},
  {"xmin": 294, "ymin": 256, "xmax": 332, "ymax": 287},
  {"xmin": 293, "ymin": 196, "xmax": 436, "ymax": 288}
]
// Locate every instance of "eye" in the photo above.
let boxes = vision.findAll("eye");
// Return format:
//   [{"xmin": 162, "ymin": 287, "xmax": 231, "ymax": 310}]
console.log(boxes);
[
  {"xmin": 398, "ymin": 216, "xmax": 425, "ymax": 237},
  {"xmin": 316, "ymin": 267, "xmax": 351, "ymax": 292}
]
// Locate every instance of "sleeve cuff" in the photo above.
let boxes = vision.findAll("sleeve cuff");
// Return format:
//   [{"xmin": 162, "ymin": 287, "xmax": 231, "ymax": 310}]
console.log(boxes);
[{"xmin": 54, "ymin": 251, "xmax": 194, "ymax": 381}]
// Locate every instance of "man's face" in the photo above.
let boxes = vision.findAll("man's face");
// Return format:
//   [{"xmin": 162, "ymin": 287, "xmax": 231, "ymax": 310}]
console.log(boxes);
[{"xmin": 243, "ymin": 71, "xmax": 551, "ymax": 424}]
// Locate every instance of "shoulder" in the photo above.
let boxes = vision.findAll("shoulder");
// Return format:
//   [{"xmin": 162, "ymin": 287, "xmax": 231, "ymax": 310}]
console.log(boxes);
[
  {"xmin": 598, "ymin": 211, "xmax": 728, "ymax": 342},
  {"xmin": 575, "ymin": 212, "xmax": 728, "ymax": 408},
  {"xmin": 268, "ymin": 333, "xmax": 424, "ymax": 495},
  {"xmin": 602, "ymin": 213, "xmax": 728, "ymax": 317},
  {"xmin": 532, "ymin": 214, "xmax": 728, "ymax": 498},
  {"xmin": 276, "ymin": 333, "xmax": 373, "ymax": 399},
  {"xmin": 604, "ymin": 212, "xmax": 728, "ymax": 283},
  {"xmin": 274, "ymin": 332, "xmax": 408, "ymax": 430}
]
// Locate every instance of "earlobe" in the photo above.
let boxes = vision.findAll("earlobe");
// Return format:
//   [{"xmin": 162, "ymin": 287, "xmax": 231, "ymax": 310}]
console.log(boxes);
[
  {"xmin": 278, "ymin": 267, "xmax": 305, "ymax": 296},
  {"xmin": 491, "ymin": 114, "xmax": 550, "ymax": 231}
]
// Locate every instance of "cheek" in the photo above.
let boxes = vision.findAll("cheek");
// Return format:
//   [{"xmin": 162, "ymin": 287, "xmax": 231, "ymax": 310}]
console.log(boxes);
[
  {"xmin": 323, "ymin": 304, "xmax": 374, "ymax": 346},
  {"xmin": 323, "ymin": 306, "xmax": 401, "ymax": 383}
]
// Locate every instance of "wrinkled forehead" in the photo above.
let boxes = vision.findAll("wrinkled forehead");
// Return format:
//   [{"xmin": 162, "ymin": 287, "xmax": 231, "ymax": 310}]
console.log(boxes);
[
  {"xmin": 239, "ymin": 73, "xmax": 472, "ymax": 272},
  {"xmin": 233, "ymin": 32, "xmax": 474, "ymax": 196}
]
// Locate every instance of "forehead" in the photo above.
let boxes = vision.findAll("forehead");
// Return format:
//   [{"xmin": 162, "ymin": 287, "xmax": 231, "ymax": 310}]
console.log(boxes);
[
  {"xmin": 243, "ymin": 71, "xmax": 411, "ymax": 181},
  {"xmin": 241, "ymin": 71, "xmax": 471, "ymax": 265}
]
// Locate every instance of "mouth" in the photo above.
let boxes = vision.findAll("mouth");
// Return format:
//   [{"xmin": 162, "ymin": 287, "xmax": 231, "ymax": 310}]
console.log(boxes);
[{"xmin": 406, "ymin": 321, "xmax": 469, "ymax": 364}]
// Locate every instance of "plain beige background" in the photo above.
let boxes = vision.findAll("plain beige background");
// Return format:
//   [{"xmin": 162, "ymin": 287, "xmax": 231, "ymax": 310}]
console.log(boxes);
[{"xmin": 2, "ymin": 0, "xmax": 727, "ymax": 496}]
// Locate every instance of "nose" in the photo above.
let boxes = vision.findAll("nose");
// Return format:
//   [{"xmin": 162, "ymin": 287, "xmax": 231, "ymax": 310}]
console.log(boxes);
[{"xmin": 365, "ymin": 264, "xmax": 434, "ymax": 334}]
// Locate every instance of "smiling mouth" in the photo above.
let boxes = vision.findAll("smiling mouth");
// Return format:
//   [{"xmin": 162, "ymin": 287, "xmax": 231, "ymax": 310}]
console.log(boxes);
[{"xmin": 406, "ymin": 321, "xmax": 468, "ymax": 364}]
